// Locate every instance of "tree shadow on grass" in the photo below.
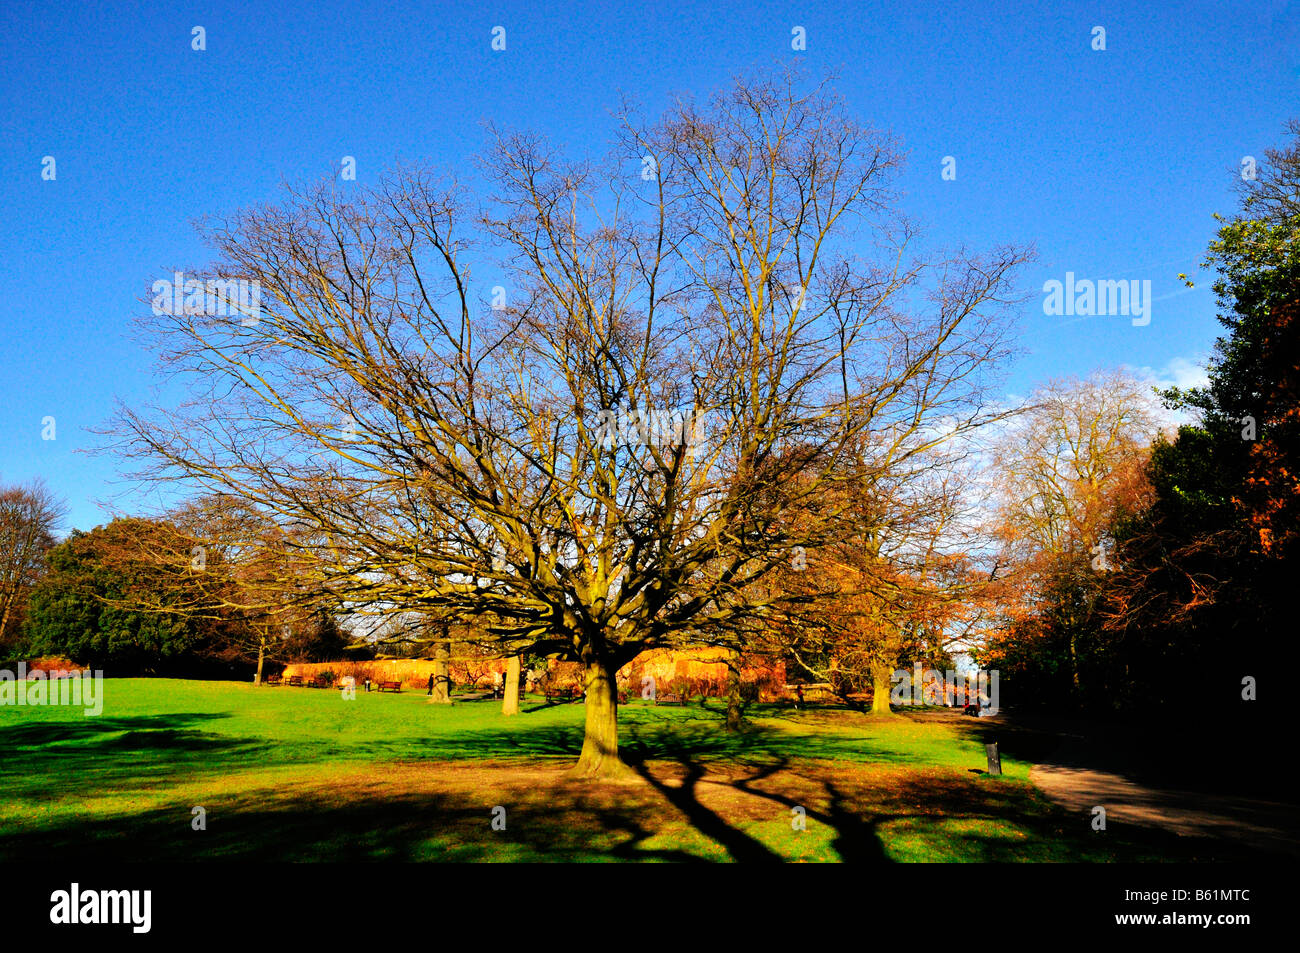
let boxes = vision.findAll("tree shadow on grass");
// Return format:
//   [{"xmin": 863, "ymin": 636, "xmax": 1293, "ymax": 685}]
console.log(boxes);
[
  {"xmin": 617, "ymin": 714, "xmax": 1257, "ymax": 862},
  {"xmin": 0, "ymin": 712, "xmax": 235, "ymax": 749},
  {"xmin": 0, "ymin": 713, "xmax": 265, "ymax": 796},
  {"xmin": 0, "ymin": 769, "xmax": 711, "ymax": 863},
  {"xmin": 618, "ymin": 719, "xmax": 892, "ymax": 862},
  {"xmin": 3, "ymin": 703, "xmax": 1243, "ymax": 862},
  {"xmin": 0, "ymin": 713, "xmax": 993, "ymax": 862},
  {"xmin": 625, "ymin": 741, "xmax": 786, "ymax": 862}
]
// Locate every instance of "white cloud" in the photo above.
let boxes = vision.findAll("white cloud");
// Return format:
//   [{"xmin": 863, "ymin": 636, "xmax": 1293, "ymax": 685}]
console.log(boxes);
[
  {"xmin": 1125, "ymin": 356, "xmax": 1210, "ymax": 428},
  {"xmin": 1132, "ymin": 356, "xmax": 1210, "ymax": 392}
]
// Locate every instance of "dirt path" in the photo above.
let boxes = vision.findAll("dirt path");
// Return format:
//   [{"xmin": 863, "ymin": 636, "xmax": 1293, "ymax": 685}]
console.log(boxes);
[
  {"xmin": 1029, "ymin": 761, "xmax": 1299, "ymax": 855},
  {"xmin": 966, "ymin": 710, "xmax": 1296, "ymax": 855}
]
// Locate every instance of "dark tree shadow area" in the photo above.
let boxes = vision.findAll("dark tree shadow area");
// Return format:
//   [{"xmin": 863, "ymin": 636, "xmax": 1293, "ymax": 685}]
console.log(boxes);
[{"xmin": 950, "ymin": 708, "xmax": 1292, "ymax": 801}]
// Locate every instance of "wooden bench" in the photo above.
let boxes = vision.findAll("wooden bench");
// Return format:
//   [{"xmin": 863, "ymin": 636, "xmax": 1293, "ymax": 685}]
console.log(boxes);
[
  {"xmin": 377, "ymin": 680, "xmax": 403, "ymax": 693},
  {"xmin": 656, "ymin": 692, "xmax": 683, "ymax": 705},
  {"xmin": 543, "ymin": 685, "xmax": 581, "ymax": 703},
  {"xmin": 263, "ymin": 674, "xmax": 282, "ymax": 686},
  {"xmin": 286, "ymin": 675, "xmax": 304, "ymax": 687}
]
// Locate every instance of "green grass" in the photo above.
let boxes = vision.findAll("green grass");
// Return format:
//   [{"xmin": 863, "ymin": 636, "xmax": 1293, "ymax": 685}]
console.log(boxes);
[{"xmin": 0, "ymin": 679, "xmax": 1243, "ymax": 862}]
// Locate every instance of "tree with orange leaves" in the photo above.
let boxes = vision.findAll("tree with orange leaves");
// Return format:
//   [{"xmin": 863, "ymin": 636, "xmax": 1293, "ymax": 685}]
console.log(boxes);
[
  {"xmin": 978, "ymin": 370, "xmax": 1160, "ymax": 707},
  {"xmin": 759, "ymin": 437, "xmax": 983, "ymax": 715}
]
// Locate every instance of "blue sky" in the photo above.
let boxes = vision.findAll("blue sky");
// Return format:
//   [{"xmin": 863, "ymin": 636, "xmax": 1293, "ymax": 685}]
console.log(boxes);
[{"xmin": 1, "ymin": 0, "xmax": 1296, "ymax": 533}]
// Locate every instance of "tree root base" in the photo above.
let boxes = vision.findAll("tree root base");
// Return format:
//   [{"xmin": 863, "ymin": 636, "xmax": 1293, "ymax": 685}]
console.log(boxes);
[{"xmin": 565, "ymin": 758, "xmax": 636, "ymax": 781}]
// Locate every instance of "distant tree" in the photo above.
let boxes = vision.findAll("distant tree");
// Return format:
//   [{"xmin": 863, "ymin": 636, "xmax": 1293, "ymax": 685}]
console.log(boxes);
[
  {"xmin": 124, "ymin": 495, "xmax": 337, "ymax": 684},
  {"xmin": 0, "ymin": 480, "xmax": 65, "ymax": 655},
  {"xmin": 765, "ymin": 438, "xmax": 984, "ymax": 715},
  {"xmin": 22, "ymin": 519, "xmax": 222, "ymax": 671},
  {"xmin": 980, "ymin": 370, "xmax": 1160, "ymax": 706},
  {"xmin": 283, "ymin": 608, "xmax": 352, "ymax": 662}
]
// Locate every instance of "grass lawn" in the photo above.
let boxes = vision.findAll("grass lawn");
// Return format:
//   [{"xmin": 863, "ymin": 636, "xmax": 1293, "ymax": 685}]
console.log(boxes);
[{"xmin": 0, "ymin": 679, "xmax": 1246, "ymax": 862}]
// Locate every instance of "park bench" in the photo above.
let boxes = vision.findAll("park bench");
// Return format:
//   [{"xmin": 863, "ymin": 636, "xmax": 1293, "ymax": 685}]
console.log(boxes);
[
  {"xmin": 655, "ymin": 692, "xmax": 683, "ymax": 705},
  {"xmin": 286, "ymin": 675, "xmax": 304, "ymax": 687},
  {"xmin": 544, "ymin": 685, "xmax": 581, "ymax": 703},
  {"xmin": 377, "ymin": 680, "xmax": 403, "ymax": 693},
  {"xmin": 306, "ymin": 676, "xmax": 329, "ymax": 689},
  {"xmin": 264, "ymin": 674, "xmax": 282, "ymax": 686}
]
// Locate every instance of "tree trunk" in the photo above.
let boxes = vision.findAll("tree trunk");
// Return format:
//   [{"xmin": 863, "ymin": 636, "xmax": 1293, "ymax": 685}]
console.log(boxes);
[
  {"xmin": 725, "ymin": 650, "xmax": 746, "ymax": 731},
  {"xmin": 254, "ymin": 640, "xmax": 265, "ymax": 685},
  {"xmin": 871, "ymin": 664, "xmax": 895, "ymax": 715},
  {"xmin": 430, "ymin": 641, "xmax": 452, "ymax": 703},
  {"xmin": 502, "ymin": 654, "xmax": 521, "ymax": 716},
  {"xmin": 571, "ymin": 654, "xmax": 630, "ymax": 778}
]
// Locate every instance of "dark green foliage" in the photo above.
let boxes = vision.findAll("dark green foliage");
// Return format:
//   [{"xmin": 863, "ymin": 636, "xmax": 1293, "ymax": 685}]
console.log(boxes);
[{"xmin": 23, "ymin": 520, "xmax": 217, "ymax": 673}]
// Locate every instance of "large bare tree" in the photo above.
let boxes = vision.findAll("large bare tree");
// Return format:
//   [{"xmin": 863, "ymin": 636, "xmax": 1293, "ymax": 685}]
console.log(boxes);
[
  {"xmin": 110, "ymin": 70, "xmax": 1027, "ymax": 776},
  {"xmin": 990, "ymin": 370, "xmax": 1161, "ymax": 563}
]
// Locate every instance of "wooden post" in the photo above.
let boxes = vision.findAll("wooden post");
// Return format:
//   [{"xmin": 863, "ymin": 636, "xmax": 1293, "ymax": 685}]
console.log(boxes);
[{"xmin": 985, "ymin": 742, "xmax": 1001, "ymax": 776}]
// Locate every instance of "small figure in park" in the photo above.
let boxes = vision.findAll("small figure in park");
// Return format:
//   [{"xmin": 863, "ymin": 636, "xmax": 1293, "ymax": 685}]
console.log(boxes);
[
  {"xmin": 796, "ymin": 684, "xmax": 805, "ymax": 710},
  {"xmin": 427, "ymin": 673, "xmax": 435, "ymax": 696}
]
